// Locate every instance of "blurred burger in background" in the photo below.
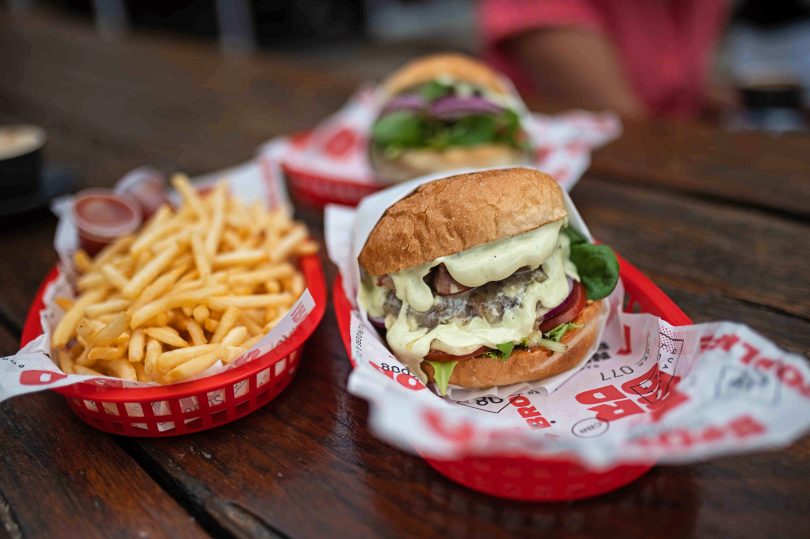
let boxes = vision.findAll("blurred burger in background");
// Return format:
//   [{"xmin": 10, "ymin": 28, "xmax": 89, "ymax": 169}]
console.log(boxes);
[{"xmin": 369, "ymin": 53, "xmax": 533, "ymax": 184}]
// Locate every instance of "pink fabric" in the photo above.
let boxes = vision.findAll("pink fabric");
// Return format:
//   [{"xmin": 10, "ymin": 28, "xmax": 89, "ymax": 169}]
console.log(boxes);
[{"xmin": 480, "ymin": 0, "xmax": 730, "ymax": 118}]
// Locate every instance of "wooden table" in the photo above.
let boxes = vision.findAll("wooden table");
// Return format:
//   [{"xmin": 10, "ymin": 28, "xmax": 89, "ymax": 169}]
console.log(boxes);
[{"xmin": 1, "ymin": 12, "xmax": 808, "ymax": 539}]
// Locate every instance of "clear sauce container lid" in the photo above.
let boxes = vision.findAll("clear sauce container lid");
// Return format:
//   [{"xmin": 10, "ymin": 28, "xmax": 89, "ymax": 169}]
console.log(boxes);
[{"xmin": 72, "ymin": 189, "xmax": 142, "ymax": 240}]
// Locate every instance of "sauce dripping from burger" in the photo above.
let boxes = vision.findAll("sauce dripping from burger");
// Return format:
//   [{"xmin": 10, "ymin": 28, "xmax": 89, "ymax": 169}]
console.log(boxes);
[
  {"xmin": 431, "ymin": 264, "xmax": 535, "ymax": 296},
  {"xmin": 379, "ymin": 266, "xmax": 478, "ymax": 296},
  {"xmin": 424, "ymin": 280, "xmax": 587, "ymax": 361}
]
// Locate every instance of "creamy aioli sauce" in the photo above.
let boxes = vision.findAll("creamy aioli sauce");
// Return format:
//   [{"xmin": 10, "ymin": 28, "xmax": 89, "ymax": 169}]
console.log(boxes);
[
  {"xmin": 359, "ymin": 279, "xmax": 388, "ymax": 318},
  {"xmin": 385, "ymin": 249, "xmax": 568, "ymax": 375},
  {"xmin": 559, "ymin": 232, "xmax": 580, "ymax": 281},
  {"xmin": 359, "ymin": 221, "xmax": 582, "ymax": 380},
  {"xmin": 390, "ymin": 219, "xmax": 564, "ymax": 313}
]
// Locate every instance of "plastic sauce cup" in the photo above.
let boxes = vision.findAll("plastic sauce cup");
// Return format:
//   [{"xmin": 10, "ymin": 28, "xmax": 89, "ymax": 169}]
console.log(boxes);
[
  {"xmin": 114, "ymin": 167, "xmax": 168, "ymax": 220},
  {"xmin": 72, "ymin": 189, "xmax": 142, "ymax": 255}
]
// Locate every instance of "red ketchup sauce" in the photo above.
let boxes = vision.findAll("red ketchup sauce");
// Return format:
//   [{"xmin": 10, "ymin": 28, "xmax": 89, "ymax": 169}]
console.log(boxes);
[{"xmin": 72, "ymin": 189, "xmax": 142, "ymax": 255}]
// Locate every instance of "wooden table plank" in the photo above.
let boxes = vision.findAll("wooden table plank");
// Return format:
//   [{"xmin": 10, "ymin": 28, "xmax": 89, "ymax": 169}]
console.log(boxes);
[
  {"xmin": 0, "ymin": 324, "xmax": 206, "ymax": 539},
  {"xmin": 0, "ymin": 13, "xmax": 355, "ymax": 181},
  {"xmin": 658, "ymin": 284, "xmax": 810, "ymax": 356},
  {"xmin": 0, "ymin": 218, "xmax": 58, "ymax": 330},
  {"xmin": 101, "ymin": 311, "xmax": 810, "ymax": 539},
  {"xmin": 0, "ymin": 10, "xmax": 808, "ymax": 539},
  {"xmin": 2, "ymin": 274, "xmax": 808, "ymax": 539},
  {"xmin": 573, "ymin": 177, "xmax": 810, "ymax": 321},
  {"xmin": 589, "ymin": 120, "xmax": 810, "ymax": 220}
]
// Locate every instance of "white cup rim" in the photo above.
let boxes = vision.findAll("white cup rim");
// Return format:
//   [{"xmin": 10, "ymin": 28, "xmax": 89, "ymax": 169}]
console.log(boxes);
[
  {"xmin": 72, "ymin": 189, "xmax": 142, "ymax": 238},
  {"xmin": 0, "ymin": 124, "xmax": 46, "ymax": 161}
]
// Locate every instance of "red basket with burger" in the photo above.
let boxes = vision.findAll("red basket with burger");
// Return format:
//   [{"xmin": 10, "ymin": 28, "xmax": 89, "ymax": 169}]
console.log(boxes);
[
  {"xmin": 265, "ymin": 53, "xmax": 618, "ymax": 209},
  {"xmin": 329, "ymin": 168, "xmax": 691, "ymax": 501}
]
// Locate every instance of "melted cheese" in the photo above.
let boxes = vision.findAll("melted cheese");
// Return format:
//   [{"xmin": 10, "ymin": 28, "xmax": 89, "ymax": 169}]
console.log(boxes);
[
  {"xmin": 359, "ymin": 279, "xmax": 388, "ymax": 318},
  {"xmin": 388, "ymin": 219, "xmax": 564, "ymax": 313},
  {"xmin": 385, "ymin": 248, "xmax": 569, "ymax": 376}
]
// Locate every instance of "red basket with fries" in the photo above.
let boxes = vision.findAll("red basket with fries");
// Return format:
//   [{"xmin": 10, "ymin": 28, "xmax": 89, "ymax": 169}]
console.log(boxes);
[
  {"xmin": 20, "ymin": 254, "xmax": 326, "ymax": 437},
  {"xmin": 333, "ymin": 254, "xmax": 691, "ymax": 501}
]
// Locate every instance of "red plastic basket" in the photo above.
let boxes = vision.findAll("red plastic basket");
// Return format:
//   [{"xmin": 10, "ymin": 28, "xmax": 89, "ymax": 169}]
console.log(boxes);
[
  {"xmin": 20, "ymin": 255, "xmax": 327, "ymax": 437},
  {"xmin": 333, "ymin": 253, "xmax": 691, "ymax": 501},
  {"xmin": 261, "ymin": 130, "xmax": 383, "ymax": 210},
  {"xmin": 281, "ymin": 162, "xmax": 381, "ymax": 210}
]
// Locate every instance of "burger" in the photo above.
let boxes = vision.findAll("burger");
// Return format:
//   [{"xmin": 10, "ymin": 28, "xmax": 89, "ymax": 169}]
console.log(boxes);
[
  {"xmin": 357, "ymin": 168, "xmax": 619, "ymax": 395},
  {"xmin": 369, "ymin": 53, "xmax": 533, "ymax": 184}
]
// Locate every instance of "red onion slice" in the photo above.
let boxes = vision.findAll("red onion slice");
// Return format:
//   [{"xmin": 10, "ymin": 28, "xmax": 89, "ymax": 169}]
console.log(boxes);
[
  {"xmin": 380, "ymin": 94, "xmax": 427, "ymax": 117},
  {"xmin": 430, "ymin": 96, "xmax": 503, "ymax": 120},
  {"xmin": 539, "ymin": 278, "xmax": 575, "ymax": 322}
]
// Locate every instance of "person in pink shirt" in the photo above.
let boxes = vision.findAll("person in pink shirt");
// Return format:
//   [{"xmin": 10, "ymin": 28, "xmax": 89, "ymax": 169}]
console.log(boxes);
[{"xmin": 480, "ymin": 0, "xmax": 737, "ymax": 120}]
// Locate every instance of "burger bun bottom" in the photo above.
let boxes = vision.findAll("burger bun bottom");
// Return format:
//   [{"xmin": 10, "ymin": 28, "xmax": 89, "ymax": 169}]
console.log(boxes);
[
  {"xmin": 371, "ymin": 144, "xmax": 532, "ymax": 184},
  {"xmin": 422, "ymin": 300, "xmax": 605, "ymax": 389}
]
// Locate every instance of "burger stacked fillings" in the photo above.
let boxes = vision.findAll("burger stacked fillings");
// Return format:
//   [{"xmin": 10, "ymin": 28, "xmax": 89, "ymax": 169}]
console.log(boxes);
[
  {"xmin": 370, "ymin": 54, "xmax": 533, "ymax": 183},
  {"xmin": 358, "ymin": 168, "xmax": 619, "ymax": 395}
]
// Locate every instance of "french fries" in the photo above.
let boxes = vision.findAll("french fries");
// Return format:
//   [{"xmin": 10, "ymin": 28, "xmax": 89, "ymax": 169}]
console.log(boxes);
[{"xmin": 51, "ymin": 175, "xmax": 317, "ymax": 384}]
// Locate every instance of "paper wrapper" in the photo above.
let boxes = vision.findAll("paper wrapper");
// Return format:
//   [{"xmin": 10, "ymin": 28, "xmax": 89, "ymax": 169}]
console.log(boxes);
[
  {"xmin": 0, "ymin": 161, "xmax": 314, "ymax": 425},
  {"xmin": 325, "ymin": 172, "xmax": 810, "ymax": 467},
  {"xmin": 259, "ymin": 87, "xmax": 621, "ymax": 199}
]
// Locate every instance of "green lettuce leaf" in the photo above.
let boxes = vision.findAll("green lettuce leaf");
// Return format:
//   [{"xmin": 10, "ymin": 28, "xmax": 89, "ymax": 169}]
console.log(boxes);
[
  {"xmin": 563, "ymin": 226, "xmax": 588, "ymax": 245},
  {"xmin": 371, "ymin": 111, "xmax": 426, "ymax": 149},
  {"xmin": 427, "ymin": 360, "xmax": 457, "ymax": 396},
  {"xmin": 484, "ymin": 342, "xmax": 516, "ymax": 361},
  {"xmin": 372, "ymin": 108, "xmax": 527, "ymax": 152},
  {"xmin": 419, "ymin": 80, "xmax": 454, "ymax": 101},
  {"xmin": 496, "ymin": 342, "xmax": 515, "ymax": 358},
  {"xmin": 545, "ymin": 322, "xmax": 582, "ymax": 343},
  {"xmin": 442, "ymin": 115, "xmax": 499, "ymax": 147},
  {"xmin": 570, "ymin": 243, "xmax": 620, "ymax": 300},
  {"xmin": 563, "ymin": 227, "xmax": 620, "ymax": 300}
]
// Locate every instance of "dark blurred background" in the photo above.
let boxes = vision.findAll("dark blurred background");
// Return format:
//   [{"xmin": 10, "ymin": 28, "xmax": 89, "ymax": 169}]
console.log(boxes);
[
  {"xmin": 6, "ymin": 0, "xmax": 476, "ymax": 79},
  {"xmin": 3, "ymin": 0, "xmax": 810, "ymax": 129}
]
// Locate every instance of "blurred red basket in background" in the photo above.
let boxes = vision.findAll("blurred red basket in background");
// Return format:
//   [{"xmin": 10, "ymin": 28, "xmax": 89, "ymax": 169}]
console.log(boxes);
[
  {"xmin": 281, "ymin": 161, "xmax": 380, "ymax": 209},
  {"xmin": 20, "ymin": 255, "xmax": 326, "ymax": 437},
  {"xmin": 262, "ymin": 130, "xmax": 382, "ymax": 210},
  {"xmin": 333, "ymin": 253, "xmax": 691, "ymax": 501}
]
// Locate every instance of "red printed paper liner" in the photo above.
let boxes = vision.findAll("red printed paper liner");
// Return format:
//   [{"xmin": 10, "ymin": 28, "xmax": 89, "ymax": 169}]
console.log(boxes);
[
  {"xmin": 20, "ymin": 255, "xmax": 327, "ymax": 437},
  {"xmin": 333, "ymin": 254, "xmax": 691, "ymax": 501}
]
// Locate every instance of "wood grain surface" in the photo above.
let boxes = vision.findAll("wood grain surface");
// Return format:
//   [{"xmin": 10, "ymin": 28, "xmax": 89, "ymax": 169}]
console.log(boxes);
[
  {"xmin": 0, "ymin": 325, "xmax": 206, "ymax": 539},
  {"xmin": 0, "ymin": 10, "xmax": 808, "ymax": 539},
  {"xmin": 588, "ymin": 120, "xmax": 810, "ymax": 219}
]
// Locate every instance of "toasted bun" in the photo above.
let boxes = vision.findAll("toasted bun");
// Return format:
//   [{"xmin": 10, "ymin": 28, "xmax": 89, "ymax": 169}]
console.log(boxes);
[
  {"xmin": 383, "ymin": 53, "xmax": 511, "ymax": 98},
  {"xmin": 370, "ymin": 144, "xmax": 531, "ymax": 184},
  {"xmin": 358, "ymin": 168, "xmax": 565, "ymax": 276},
  {"xmin": 422, "ymin": 300, "xmax": 605, "ymax": 389}
]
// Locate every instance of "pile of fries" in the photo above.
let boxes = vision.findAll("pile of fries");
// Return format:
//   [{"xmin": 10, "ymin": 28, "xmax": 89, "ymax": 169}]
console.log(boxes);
[{"xmin": 51, "ymin": 175, "xmax": 317, "ymax": 384}]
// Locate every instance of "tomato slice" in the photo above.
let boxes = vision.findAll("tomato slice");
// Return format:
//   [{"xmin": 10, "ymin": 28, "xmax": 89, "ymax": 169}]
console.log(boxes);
[
  {"xmin": 539, "ymin": 281, "xmax": 586, "ymax": 333},
  {"xmin": 424, "ymin": 346, "xmax": 488, "ymax": 362}
]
